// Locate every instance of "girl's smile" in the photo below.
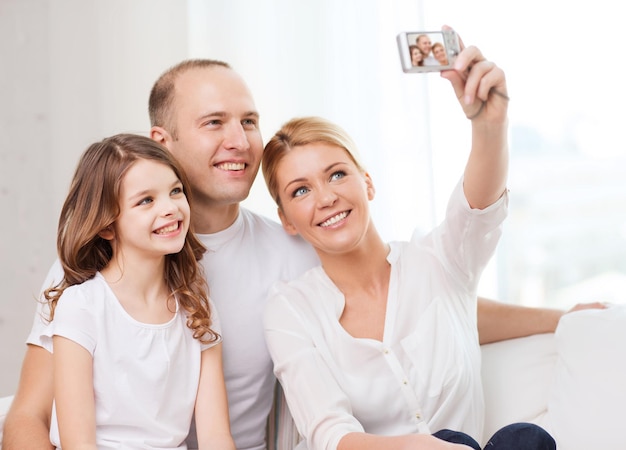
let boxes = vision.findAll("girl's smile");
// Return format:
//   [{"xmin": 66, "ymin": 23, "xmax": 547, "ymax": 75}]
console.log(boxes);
[
  {"xmin": 110, "ymin": 159, "xmax": 191, "ymax": 260},
  {"xmin": 153, "ymin": 220, "xmax": 184, "ymax": 236}
]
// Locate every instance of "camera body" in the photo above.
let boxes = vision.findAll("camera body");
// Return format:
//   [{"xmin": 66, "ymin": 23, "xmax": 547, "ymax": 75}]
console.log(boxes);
[{"xmin": 397, "ymin": 30, "xmax": 460, "ymax": 73}]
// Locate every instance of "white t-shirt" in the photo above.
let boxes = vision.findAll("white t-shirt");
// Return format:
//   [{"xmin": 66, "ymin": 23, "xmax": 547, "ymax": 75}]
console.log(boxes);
[
  {"xmin": 190, "ymin": 209, "xmax": 319, "ymax": 450},
  {"xmin": 40, "ymin": 273, "xmax": 220, "ymax": 449},
  {"xmin": 264, "ymin": 180, "xmax": 508, "ymax": 450},
  {"xmin": 28, "ymin": 208, "xmax": 319, "ymax": 450},
  {"xmin": 423, "ymin": 54, "xmax": 440, "ymax": 66}
]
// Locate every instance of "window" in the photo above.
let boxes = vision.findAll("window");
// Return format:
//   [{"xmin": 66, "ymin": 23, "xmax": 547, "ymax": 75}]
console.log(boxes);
[
  {"xmin": 423, "ymin": 0, "xmax": 626, "ymax": 307},
  {"xmin": 189, "ymin": 0, "xmax": 626, "ymax": 307}
]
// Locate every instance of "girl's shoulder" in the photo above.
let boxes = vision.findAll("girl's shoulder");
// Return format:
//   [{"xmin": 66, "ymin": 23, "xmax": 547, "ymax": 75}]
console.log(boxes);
[{"xmin": 58, "ymin": 273, "xmax": 109, "ymax": 308}]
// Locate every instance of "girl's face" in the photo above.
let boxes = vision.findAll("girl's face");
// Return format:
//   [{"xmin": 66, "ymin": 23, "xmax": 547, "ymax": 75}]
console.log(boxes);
[
  {"xmin": 109, "ymin": 159, "xmax": 190, "ymax": 261},
  {"xmin": 411, "ymin": 48, "xmax": 423, "ymax": 65},
  {"xmin": 275, "ymin": 143, "xmax": 375, "ymax": 256}
]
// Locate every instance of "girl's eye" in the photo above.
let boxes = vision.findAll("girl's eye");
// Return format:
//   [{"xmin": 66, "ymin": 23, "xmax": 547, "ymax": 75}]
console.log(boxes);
[
  {"xmin": 292, "ymin": 186, "xmax": 309, "ymax": 198},
  {"xmin": 330, "ymin": 170, "xmax": 346, "ymax": 181},
  {"xmin": 138, "ymin": 197, "xmax": 153, "ymax": 206},
  {"xmin": 171, "ymin": 186, "xmax": 183, "ymax": 196}
]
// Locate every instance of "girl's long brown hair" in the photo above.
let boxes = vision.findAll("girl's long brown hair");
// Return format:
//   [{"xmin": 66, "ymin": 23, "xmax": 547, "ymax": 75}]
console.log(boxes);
[{"xmin": 45, "ymin": 133, "xmax": 218, "ymax": 343}]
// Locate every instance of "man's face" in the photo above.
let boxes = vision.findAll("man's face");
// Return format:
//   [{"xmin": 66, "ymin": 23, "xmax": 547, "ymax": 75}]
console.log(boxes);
[
  {"xmin": 163, "ymin": 66, "xmax": 263, "ymax": 210},
  {"xmin": 416, "ymin": 35, "xmax": 432, "ymax": 54}
]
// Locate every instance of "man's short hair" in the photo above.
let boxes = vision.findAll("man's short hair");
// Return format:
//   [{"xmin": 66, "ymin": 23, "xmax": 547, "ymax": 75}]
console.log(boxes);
[{"xmin": 148, "ymin": 59, "xmax": 230, "ymax": 139}]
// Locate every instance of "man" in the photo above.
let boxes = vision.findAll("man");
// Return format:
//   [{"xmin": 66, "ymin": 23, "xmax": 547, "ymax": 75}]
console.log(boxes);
[
  {"xmin": 416, "ymin": 34, "xmax": 439, "ymax": 66},
  {"xmin": 148, "ymin": 60, "xmax": 319, "ymax": 449},
  {"xmin": 2, "ymin": 59, "xmax": 594, "ymax": 450}
]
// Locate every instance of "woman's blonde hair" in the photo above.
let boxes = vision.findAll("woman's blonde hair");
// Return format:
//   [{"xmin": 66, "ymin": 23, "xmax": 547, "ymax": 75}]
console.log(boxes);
[
  {"xmin": 45, "ymin": 134, "xmax": 218, "ymax": 343},
  {"xmin": 262, "ymin": 116, "xmax": 365, "ymax": 207}
]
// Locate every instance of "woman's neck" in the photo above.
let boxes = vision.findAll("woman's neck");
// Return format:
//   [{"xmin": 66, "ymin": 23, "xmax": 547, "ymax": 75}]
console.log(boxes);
[
  {"xmin": 317, "ymin": 224, "xmax": 390, "ymax": 295},
  {"xmin": 318, "ymin": 224, "xmax": 391, "ymax": 341}
]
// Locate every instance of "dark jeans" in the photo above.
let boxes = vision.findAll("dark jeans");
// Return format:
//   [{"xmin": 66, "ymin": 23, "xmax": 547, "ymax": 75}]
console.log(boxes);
[{"xmin": 434, "ymin": 423, "xmax": 556, "ymax": 450}]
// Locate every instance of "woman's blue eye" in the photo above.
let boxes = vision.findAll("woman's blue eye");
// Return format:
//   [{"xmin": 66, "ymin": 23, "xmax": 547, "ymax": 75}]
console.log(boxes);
[
  {"xmin": 330, "ymin": 171, "xmax": 346, "ymax": 181},
  {"xmin": 293, "ymin": 186, "xmax": 309, "ymax": 198}
]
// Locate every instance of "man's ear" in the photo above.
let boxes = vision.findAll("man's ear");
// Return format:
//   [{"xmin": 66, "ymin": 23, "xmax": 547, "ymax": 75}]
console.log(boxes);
[
  {"xmin": 277, "ymin": 208, "xmax": 298, "ymax": 236},
  {"xmin": 364, "ymin": 172, "xmax": 376, "ymax": 201},
  {"xmin": 150, "ymin": 126, "xmax": 171, "ymax": 147},
  {"xmin": 98, "ymin": 226, "xmax": 115, "ymax": 241}
]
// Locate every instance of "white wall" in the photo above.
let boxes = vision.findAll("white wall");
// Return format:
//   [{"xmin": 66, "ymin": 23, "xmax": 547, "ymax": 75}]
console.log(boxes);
[{"xmin": 0, "ymin": 0, "xmax": 190, "ymax": 397}]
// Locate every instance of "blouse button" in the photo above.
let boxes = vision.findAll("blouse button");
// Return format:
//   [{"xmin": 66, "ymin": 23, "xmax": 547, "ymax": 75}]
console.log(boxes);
[{"xmin": 415, "ymin": 413, "xmax": 421, "ymax": 419}]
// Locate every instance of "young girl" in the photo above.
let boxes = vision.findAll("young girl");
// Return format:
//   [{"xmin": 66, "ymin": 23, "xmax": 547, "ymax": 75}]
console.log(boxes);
[
  {"xmin": 409, "ymin": 44, "xmax": 424, "ymax": 66},
  {"xmin": 41, "ymin": 134, "xmax": 235, "ymax": 450},
  {"xmin": 261, "ymin": 38, "xmax": 556, "ymax": 450}
]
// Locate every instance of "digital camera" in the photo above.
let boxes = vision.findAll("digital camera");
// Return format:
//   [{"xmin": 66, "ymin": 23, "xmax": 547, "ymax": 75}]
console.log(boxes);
[{"xmin": 397, "ymin": 29, "xmax": 460, "ymax": 73}]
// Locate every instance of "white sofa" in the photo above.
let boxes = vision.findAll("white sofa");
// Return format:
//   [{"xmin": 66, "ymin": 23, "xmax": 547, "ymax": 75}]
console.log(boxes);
[
  {"xmin": 481, "ymin": 305, "xmax": 625, "ymax": 449},
  {"xmin": 2, "ymin": 306, "xmax": 624, "ymax": 449}
]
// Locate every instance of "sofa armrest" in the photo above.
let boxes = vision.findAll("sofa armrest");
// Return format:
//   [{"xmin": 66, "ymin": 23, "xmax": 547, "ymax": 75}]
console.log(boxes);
[
  {"xmin": 267, "ymin": 383, "xmax": 302, "ymax": 450},
  {"xmin": 480, "ymin": 333, "xmax": 556, "ymax": 443}
]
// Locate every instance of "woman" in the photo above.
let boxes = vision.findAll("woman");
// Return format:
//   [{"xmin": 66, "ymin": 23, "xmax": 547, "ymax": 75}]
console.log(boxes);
[
  {"xmin": 433, "ymin": 41, "xmax": 449, "ymax": 65},
  {"xmin": 261, "ymin": 35, "xmax": 555, "ymax": 450}
]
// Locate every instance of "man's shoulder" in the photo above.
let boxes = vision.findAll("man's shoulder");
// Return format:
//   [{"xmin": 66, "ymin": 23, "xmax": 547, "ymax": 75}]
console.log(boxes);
[
  {"xmin": 239, "ymin": 207, "xmax": 285, "ymax": 227},
  {"xmin": 240, "ymin": 208, "xmax": 282, "ymax": 229},
  {"xmin": 239, "ymin": 207, "xmax": 319, "ymax": 268},
  {"xmin": 240, "ymin": 208, "xmax": 302, "ymax": 244},
  {"xmin": 265, "ymin": 266, "xmax": 332, "ymax": 325},
  {"xmin": 274, "ymin": 265, "xmax": 324, "ymax": 292}
]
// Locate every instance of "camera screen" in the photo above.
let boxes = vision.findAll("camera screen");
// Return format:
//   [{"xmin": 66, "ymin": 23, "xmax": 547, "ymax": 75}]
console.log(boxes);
[{"xmin": 404, "ymin": 31, "xmax": 451, "ymax": 68}]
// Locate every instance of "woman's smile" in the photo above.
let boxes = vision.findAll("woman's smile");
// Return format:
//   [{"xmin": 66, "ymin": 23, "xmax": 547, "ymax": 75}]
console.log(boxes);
[{"xmin": 318, "ymin": 210, "xmax": 350, "ymax": 228}]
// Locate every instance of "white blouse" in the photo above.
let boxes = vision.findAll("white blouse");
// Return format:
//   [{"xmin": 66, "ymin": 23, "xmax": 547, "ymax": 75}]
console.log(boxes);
[
  {"xmin": 41, "ymin": 273, "xmax": 221, "ymax": 449},
  {"xmin": 264, "ymin": 180, "xmax": 508, "ymax": 450}
]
